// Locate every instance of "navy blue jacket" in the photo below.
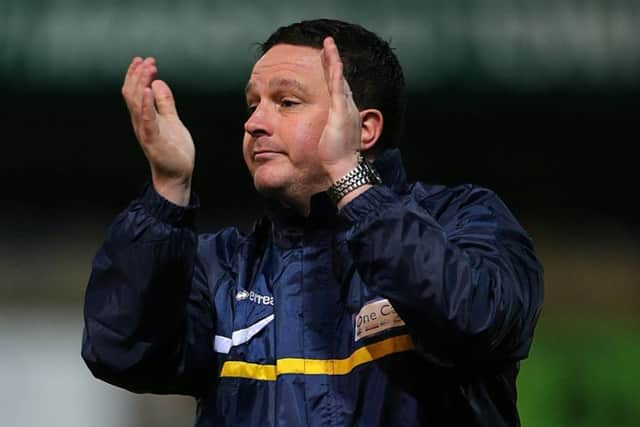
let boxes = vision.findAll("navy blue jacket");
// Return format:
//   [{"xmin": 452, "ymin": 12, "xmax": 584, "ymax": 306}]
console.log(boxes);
[{"xmin": 82, "ymin": 149, "xmax": 543, "ymax": 426}]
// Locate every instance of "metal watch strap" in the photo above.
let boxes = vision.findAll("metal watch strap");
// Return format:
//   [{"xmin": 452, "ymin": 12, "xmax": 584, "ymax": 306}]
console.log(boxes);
[{"xmin": 326, "ymin": 154, "xmax": 382, "ymax": 204}]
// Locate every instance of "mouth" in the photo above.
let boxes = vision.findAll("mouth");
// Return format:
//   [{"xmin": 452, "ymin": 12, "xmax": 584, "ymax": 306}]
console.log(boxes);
[{"xmin": 253, "ymin": 150, "xmax": 285, "ymax": 161}]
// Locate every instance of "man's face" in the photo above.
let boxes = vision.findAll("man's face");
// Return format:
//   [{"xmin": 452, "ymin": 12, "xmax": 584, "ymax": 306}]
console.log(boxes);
[{"xmin": 243, "ymin": 44, "xmax": 331, "ymax": 207}]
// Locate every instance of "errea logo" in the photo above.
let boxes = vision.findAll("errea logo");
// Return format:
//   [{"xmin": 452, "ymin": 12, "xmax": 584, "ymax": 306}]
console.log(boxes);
[{"xmin": 235, "ymin": 290, "xmax": 274, "ymax": 306}]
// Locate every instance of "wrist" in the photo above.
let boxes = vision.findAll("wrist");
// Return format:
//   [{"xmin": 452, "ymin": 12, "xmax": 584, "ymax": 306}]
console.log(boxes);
[
  {"xmin": 326, "ymin": 153, "xmax": 382, "ymax": 206},
  {"xmin": 324, "ymin": 152, "xmax": 360, "ymax": 183},
  {"xmin": 152, "ymin": 174, "xmax": 192, "ymax": 207}
]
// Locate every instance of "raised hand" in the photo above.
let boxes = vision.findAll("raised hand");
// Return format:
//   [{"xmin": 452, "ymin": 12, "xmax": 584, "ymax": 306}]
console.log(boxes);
[
  {"xmin": 318, "ymin": 37, "xmax": 362, "ymax": 180},
  {"xmin": 122, "ymin": 57, "xmax": 195, "ymax": 206},
  {"xmin": 318, "ymin": 37, "xmax": 383, "ymax": 207}
]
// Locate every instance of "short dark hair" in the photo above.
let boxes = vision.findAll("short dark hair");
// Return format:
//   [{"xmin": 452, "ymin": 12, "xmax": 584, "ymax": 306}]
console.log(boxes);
[{"xmin": 260, "ymin": 19, "xmax": 406, "ymax": 152}]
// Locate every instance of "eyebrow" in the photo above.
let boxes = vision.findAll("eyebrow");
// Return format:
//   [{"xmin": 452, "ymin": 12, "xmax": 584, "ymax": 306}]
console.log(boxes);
[{"xmin": 244, "ymin": 78, "xmax": 309, "ymax": 97}]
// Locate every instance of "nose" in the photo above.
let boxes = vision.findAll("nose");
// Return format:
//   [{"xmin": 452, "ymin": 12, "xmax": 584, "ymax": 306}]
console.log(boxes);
[{"xmin": 244, "ymin": 103, "xmax": 273, "ymax": 138}]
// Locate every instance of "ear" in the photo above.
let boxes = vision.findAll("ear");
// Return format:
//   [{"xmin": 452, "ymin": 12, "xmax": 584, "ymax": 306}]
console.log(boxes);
[{"xmin": 359, "ymin": 109, "xmax": 383, "ymax": 154}]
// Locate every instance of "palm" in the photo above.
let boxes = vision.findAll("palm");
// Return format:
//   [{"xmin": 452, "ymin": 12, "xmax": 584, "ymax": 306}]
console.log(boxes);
[
  {"xmin": 318, "ymin": 92, "xmax": 360, "ymax": 166},
  {"xmin": 318, "ymin": 38, "xmax": 361, "ymax": 176},
  {"xmin": 143, "ymin": 113, "xmax": 195, "ymax": 180}
]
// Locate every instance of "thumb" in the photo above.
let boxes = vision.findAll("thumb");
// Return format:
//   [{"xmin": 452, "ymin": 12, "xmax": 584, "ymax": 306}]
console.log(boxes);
[{"xmin": 151, "ymin": 80, "xmax": 177, "ymax": 116}]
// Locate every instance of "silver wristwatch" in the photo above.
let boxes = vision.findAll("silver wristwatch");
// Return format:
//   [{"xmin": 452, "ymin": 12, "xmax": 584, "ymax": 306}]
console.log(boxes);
[{"xmin": 326, "ymin": 154, "xmax": 382, "ymax": 204}]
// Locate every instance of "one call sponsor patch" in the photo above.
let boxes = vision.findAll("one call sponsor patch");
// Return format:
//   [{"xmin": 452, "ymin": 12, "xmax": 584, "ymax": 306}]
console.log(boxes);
[{"xmin": 354, "ymin": 298, "xmax": 405, "ymax": 342}]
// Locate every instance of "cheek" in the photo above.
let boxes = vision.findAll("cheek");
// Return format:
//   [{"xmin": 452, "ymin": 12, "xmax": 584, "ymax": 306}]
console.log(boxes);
[
  {"xmin": 300, "ymin": 118, "xmax": 324, "ymax": 139},
  {"xmin": 289, "ymin": 116, "xmax": 326, "ymax": 161},
  {"xmin": 242, "ymin": 134, "xmax": 254, "ymax": 174}
]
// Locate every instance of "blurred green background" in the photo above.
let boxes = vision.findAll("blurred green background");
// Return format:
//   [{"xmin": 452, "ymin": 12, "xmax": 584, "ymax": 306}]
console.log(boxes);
[{"xmin": 1, "ymin": 0, "xmax": 638, "ymax": 426}]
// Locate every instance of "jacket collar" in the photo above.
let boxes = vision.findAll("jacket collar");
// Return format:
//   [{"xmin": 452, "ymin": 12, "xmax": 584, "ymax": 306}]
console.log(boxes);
[
  {"xmin": 262, "ymin": 148, "xmax": 407, "ymax": 241},
  {"xmin": 370, "ymin": 148, "xmax": 407, "ymax": 193}
]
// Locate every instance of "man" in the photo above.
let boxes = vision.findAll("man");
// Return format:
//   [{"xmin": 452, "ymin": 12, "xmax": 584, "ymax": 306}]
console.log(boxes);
[{"xmin": 82, "ymin": 19, "xmax": 543, "ymax": 427}]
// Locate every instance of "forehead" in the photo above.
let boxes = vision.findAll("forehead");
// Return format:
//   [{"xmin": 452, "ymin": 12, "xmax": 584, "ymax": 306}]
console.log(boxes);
[{"xmin": 247, "ymin": 44, "xmax": 323, "ymax": 91}]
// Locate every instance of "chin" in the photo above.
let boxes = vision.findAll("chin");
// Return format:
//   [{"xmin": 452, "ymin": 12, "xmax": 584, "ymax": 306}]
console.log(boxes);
[{"xmin": 253, "ymin": 170, "xmax": 287, "ymax": 198}]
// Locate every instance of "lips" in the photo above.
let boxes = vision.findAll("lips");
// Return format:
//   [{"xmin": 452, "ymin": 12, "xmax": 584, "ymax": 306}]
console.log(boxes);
[{"xmin": 253, "ymin": 149, "xmax": 285, "ymax": 161}]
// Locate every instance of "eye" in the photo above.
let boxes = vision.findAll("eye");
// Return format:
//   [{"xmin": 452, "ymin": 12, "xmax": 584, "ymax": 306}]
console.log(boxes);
[
  {"xmin": 280, "ymin": 99, "xmax": 300, "ymax": 108},
  {"xmin": 246, "ymin": 104, "xmax": 257, "ymax": 117}
]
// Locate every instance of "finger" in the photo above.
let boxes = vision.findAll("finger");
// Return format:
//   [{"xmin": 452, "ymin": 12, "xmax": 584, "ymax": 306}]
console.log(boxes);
[
  {"xmin": 321, "ymin": 37, "xmax": 348, "ymax": 111},
  {"xmin": 151, "ymin": 80, "xmax": 177, "ymax": 116},
  {"xmin": 123, "ymin": 57, "xmax": 155, "ymax": 119},
  {"xmin": 320, "ymin": 38, "xmax": 332, "ymax": 91},
  {"xmin": 140, "ymin": 87, "xmax": 159, "ymax": 140},
  {"xmin": 140, "ymin": 57, "xmax": 157, "ymax": 86},
  {"xmin": 124, "ymin": 57, "xmax": 151, "ymax": 97},
  {"xmin": 321, "ymin": 38, "xmax": 339, "ymax": 94},
  {"xmin": 128, "ymin": 58, "xmax": 155, "ymax": 102},
  {"xmin": 132, "ymin": 58, "xmax": 157, "ymax": 104},
  {"xmin": 122, "ymin": 57, "xmax": 142, "ymax": 107},
  {"xmin": 125, "ymin": 57, "xmax": 143, "ymax": 82}
]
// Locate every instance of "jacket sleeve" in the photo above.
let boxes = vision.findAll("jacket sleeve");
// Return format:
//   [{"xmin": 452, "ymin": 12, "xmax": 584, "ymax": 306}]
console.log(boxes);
[
  {"xmin": 81, "ymin": 186, "xmax": 237, "ymax": 396},
  {"xmin": 339, "ymin": 184, "xmax": 544, "ymax": 369}
]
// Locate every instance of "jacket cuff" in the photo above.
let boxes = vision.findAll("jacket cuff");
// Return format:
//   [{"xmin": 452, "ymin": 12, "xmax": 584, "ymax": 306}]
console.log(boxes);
[
  {"xmin": 338, "ymin": 185, "xmax": 400, "ymax": 224},
  {"xmin": 140, "ymin": 184, "xmax": 200, "ymax": 227}
]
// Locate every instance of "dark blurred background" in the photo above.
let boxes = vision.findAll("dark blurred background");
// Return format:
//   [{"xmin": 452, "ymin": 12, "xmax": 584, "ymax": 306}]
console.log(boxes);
[{"xmin": 1, "ymin": 1, "xmax": 638, "ymax": 426}]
